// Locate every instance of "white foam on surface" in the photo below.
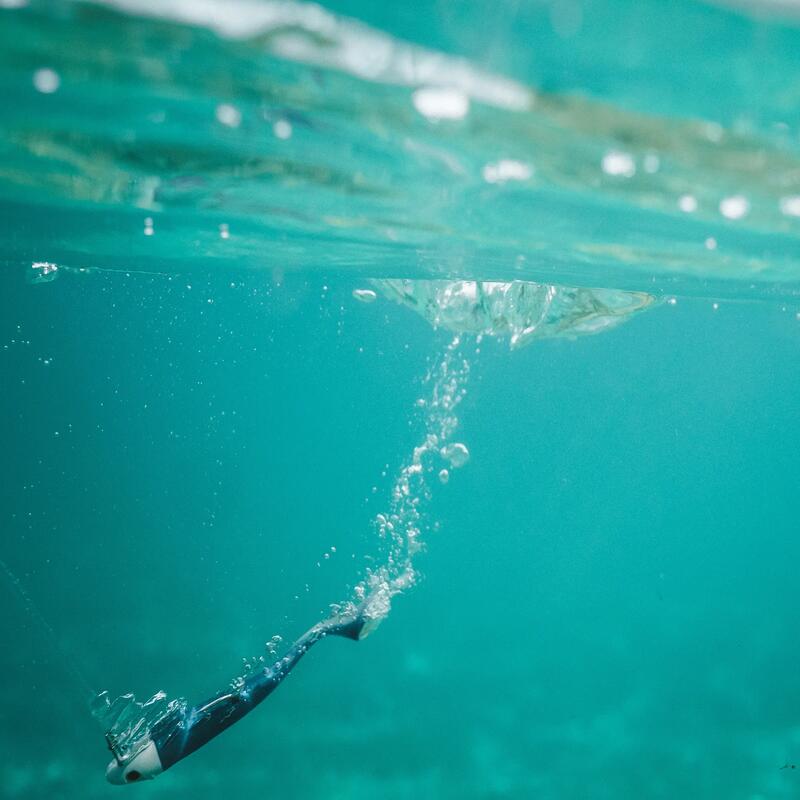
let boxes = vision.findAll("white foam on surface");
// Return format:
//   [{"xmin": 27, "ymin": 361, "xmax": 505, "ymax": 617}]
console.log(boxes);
[{"xmin": 87, "ymin": 0, "xmax": 534, "ymax": 111}]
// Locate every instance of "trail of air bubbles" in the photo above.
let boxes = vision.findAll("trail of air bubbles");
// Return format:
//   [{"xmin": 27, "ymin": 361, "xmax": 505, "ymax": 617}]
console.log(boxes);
[
  {"xmin": 350, "ymin": 335, "xmax": 471, "ymax": 625},
  {"xmin": 91, "ymin": 325, "xmax": 473, "ymax": 760}
]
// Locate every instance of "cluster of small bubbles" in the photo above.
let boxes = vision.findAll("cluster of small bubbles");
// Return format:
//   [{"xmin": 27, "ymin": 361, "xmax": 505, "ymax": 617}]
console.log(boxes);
[
  {"xmin": 273, "ymin": 119, "xmax": 292, "ymax": 140},
  {"xmin": 32, "ymin": 67, "xmax": 60, "ymax": 94},
  {"xmin": 229, "ymin": 676, "xmax": 245, "ymax": 691},
  {"xmin": 374, "ymin": 513, "xmax": 394, "ymax": 538},
  {"xmin": 264, "ymin": 634, "xmax": 283, "ymax": 658},
  {"xmin": 219, "ymin": 223, "xmax": 230, "ymax": 239},
  {"xmin": 143, "ymin": 217, "xmax": 154, "ymax": 236},
  {"xmin": 215, "ymin": 103, "xmax": 242, "ymax": 128}
]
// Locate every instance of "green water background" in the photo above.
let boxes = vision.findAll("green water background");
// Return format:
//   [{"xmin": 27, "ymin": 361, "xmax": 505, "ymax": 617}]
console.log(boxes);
[
  {"xmin": 3, "ymin": 267, "xmax": 800, "ymax": 799},
  {"xmin": 2, "ymin": 0, "xmax": 800, "ymax": 798}
]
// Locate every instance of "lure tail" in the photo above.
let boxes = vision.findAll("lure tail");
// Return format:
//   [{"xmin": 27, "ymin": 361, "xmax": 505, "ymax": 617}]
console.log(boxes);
[{"xmin": 317, "ymin": 604, "xmax": 383, "ymax": 642}]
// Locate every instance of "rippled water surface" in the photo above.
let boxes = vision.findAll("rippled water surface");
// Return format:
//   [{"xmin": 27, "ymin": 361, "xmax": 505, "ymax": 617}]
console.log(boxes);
[
  {"xmin": 2, "ymin": 1, "xmax": 800, "ymax": 799},
  {"xmin": 4, "ymin": 0, "xmax": 800, "ymax": 292}
]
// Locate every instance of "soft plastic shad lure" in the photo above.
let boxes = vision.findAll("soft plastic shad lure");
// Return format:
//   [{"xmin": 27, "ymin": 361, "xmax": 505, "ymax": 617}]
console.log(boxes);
[{"xmin": 105, "ymin": 608, "xmax": 378, "ymax": 785}]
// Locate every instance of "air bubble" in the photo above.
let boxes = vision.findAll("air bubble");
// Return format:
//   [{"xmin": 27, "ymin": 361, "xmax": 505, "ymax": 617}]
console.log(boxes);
[
  {"xmin": 719, "ymin": 194, "xmax": 749, "ymax": 220},
  {"xmin": 601, "ymin": 150, "xmax": 635, "ymax": 178},
  {"xmin": 412, "ymin": 86, "xmax": 470, "ymax": 121},
  {"xmin": 33, "ymin": 68, "xmax": 60, "ymax": 94},
  {"xmin": 216, "ymin": 103, "xmax": 242, "ymax": 128},
  {"xmin": 273, "ymin": 119, "xmax": 292, "ymax": 139},
  {"xmin": 440, "ymin": 442, "xmax": 470, "ymax": 468},
  {"xmin": 438, "ymin": 469, "xmax": 450, "ymax": 484}
]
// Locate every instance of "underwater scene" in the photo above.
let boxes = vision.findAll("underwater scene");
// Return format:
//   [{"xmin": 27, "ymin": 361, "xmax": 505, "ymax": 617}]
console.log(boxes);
[{"xmin": 2, "ymin": 0, "xmax": 800, "ymax": 798}]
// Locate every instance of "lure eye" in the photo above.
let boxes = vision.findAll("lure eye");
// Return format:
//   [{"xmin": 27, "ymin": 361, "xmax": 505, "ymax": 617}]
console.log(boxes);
[{"xmin": 126, "ymin": 771, "xmax": 142, "ymax": 783}]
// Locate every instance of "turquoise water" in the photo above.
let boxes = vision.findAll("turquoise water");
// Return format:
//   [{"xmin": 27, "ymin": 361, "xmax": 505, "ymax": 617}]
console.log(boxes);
[{"xmin": 2, "ymin": 1, "xmax": 800, "ymax": 798}]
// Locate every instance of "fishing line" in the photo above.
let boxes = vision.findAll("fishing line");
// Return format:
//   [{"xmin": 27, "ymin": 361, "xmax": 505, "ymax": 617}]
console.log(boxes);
[
  {"xmin": 0, "ymin": 556, "xmax": 98, "ymax": 708},
  {"xmin": 27, "ymin": 261, "xmax": 175, "ymax": 284}
]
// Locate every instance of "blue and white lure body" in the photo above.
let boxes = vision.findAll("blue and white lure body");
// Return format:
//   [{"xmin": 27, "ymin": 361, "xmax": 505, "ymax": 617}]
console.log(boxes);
[{"xmin": 105, "ymin": 609, "xmax": 377, "ymax": 785}]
